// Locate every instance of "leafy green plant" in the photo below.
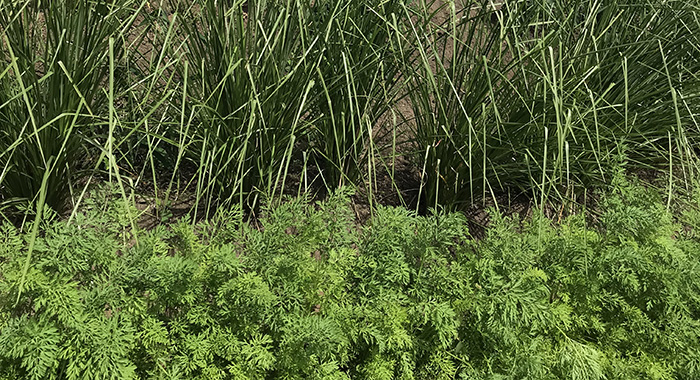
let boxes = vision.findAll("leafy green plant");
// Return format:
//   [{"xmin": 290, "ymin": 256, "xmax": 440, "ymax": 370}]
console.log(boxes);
[{"xmin": 2, "ymin": 180, "xmax": 699, "ymax": 379}]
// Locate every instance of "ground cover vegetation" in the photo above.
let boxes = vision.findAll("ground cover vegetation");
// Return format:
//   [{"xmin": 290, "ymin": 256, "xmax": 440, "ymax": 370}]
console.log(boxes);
[
  {"xmin": 1, "ymin": 176, "xmax": 700, "ymax": 379},
  {"xmin": 2, "ymin": 0, "xmax": 700, "ymax": 378}
]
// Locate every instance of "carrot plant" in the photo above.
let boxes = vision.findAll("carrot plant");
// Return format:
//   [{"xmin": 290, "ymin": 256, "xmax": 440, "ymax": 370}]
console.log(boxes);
[{"xmin": 1, "ymin": 179, "xmax": 699, "ymax": 379}]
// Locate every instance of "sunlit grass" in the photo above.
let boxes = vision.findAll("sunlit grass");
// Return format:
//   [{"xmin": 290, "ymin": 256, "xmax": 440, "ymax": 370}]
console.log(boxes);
[
  {"xmin": 1, "ymin": 0, "xmax": 699, "ymax": 219},
  {"xmin": 403, "ymin": 0, "xmax": 700, "ymax": 210},
  {"xmin": 0, "ymin": 0, "xmax": 146, "ymax": 214}
]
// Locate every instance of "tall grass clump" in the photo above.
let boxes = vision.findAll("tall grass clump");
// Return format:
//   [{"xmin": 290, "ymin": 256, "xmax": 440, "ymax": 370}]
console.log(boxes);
[
  {"xmin": 401, "ymin": 0, "xmax": 540, "ymax": 209},
  {"xmin": 0, "ymin": 0, "xmax": 142, "ymax": 214},
  {"xmin": 168, "ymin": 0, "xmax": 321, "ymax": 211},
  {"xmin": 164, "ymin": 0, "xmax": 407, "ymax": 211},
  {"xmin": 405, "ymin": 0, "xmax": 700, "ymax": 210},
  {"xmin": 308, "ymin": 0, "xmax": 403, "ymax": 189}
]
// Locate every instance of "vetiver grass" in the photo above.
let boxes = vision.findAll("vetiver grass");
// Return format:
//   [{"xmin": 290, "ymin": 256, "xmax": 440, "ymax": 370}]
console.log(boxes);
[
  {"xmin": 0, "ymin": 0, "xmax": 699, "ymax": 219},
  {"xmin": 402, "ymin": 0, "xmax": 700, "ymax": 211},
  {"xmin": 307, "ymin": 0, "xmax": 404, "ymax": 191},
  {"xmin": 165, "ymin": 0, "xmax": 327, "ymax": 213},
  {"xmin": 0, "ymin": 0, "xmax": 148, "ymax": 215},
  {"xmin": 152, "ymin": 0, "xmax": 410, "ymax": 214}
]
